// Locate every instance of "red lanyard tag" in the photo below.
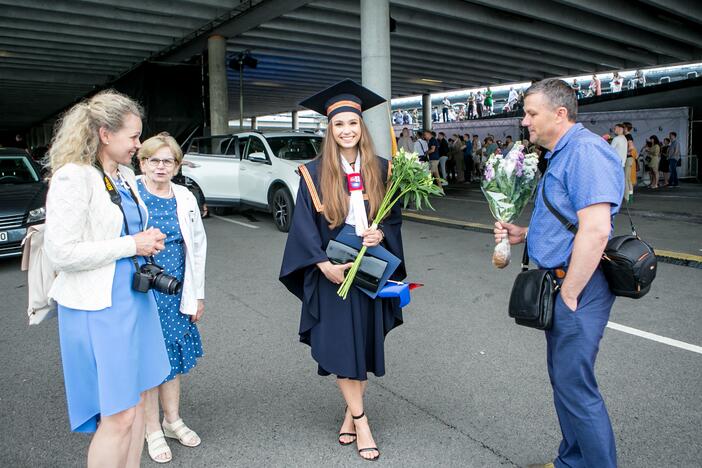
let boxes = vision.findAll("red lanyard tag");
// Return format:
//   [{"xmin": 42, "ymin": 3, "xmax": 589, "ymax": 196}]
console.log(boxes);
[{"xmin": 347, "ymin": 173, "xmax": 364, "ymax": 192}]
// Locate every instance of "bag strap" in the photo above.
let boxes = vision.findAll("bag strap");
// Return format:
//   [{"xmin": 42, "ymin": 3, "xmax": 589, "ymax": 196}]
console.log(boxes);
[{"xmin": 102, "ymin": 172, "xmax": 148, "ymax": 270}]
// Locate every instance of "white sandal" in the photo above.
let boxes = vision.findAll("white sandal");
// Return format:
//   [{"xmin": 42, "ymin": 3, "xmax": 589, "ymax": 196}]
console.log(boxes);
[
  {"xmin": 162, "ymin": 418, "xmax": 201, "ymax": 447},
  {"xmin": 145, "ymin": 430, "xmax": 172, "ymax": 464}
]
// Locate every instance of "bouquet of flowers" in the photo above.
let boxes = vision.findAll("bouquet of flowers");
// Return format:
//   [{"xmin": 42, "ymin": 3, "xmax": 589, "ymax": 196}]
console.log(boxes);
[
  {"xmin": 481, "ymin": 142, "xmax": 539, "ymax": 268},
  {"xmin": 337, "ymin": 148, "xmax": 443, "ymax": 299}
]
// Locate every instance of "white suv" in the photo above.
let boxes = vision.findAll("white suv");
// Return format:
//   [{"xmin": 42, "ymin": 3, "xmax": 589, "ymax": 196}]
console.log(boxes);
[{"xmin": 181, "ymin": 131, "xmax": 322, "ymax": 232}]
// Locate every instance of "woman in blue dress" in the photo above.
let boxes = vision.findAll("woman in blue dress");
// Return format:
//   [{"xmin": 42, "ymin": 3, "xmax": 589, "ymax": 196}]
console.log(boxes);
[
  {"xmin": 45, "ymin": 90, "xmax": 171, "ymax": 468},
  {"xmin": 136, "ymin": 133, "xmax": 207, "ymax": 464}
]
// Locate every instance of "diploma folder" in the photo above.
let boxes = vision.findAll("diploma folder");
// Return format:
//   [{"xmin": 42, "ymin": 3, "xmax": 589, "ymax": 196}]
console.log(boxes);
[{"xmin": 326, "ymin": 224, "xmax": 401, "ymax": 298}]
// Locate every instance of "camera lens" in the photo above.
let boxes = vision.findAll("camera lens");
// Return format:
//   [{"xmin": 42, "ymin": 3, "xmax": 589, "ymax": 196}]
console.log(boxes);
[{"xmin": 152, "ymin": 272, "xmax": 182, "ymax": 295}]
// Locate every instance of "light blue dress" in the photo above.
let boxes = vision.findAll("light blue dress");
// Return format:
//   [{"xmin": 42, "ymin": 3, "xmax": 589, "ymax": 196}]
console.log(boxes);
[
  {"xmin": 137, "ymin": 179, "xmax": 203, "ymax": 383},
  {"xmin": 57, "ymin": 181, "xmax": 170, "ymax": 433}
]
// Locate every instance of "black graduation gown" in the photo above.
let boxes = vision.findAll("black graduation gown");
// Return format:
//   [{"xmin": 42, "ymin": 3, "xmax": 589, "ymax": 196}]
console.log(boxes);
[{"xmin": 279, "ymin": 156, "xmax": 406, "ymax": 380}]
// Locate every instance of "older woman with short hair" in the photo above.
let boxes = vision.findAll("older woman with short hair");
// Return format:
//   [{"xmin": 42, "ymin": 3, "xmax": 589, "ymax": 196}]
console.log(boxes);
[{"xmin": 136, "ymin": 133, "xmax": 207, "ymax": 464}]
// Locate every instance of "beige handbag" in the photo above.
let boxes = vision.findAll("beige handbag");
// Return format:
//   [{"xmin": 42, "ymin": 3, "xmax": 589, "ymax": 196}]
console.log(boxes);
[{"xmin": 21, "ymin": 224, "xmax": 57, "ymax": 325}]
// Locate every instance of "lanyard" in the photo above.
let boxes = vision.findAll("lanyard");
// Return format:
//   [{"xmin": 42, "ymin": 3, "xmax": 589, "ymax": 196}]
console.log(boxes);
[{"xmin": 102, "ymin": 171, "xmax": 146, "ymax": 270}]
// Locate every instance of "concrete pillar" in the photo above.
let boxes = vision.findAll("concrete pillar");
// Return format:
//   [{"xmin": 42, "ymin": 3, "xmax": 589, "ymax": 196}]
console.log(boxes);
[
  {"xmin": 292, "ymin": 110, "xmax": 299, "ymax": 130},
  {"xmin": 43, "ymin": 122, "xmax": 53, "ymax": 145},
  {"xmin": 422, "ymin": 93, "xmax": 432, "ymax": 131},
  {"xmin": 251, "ymin": 116, "xmax": 257, "ymax": 129},
  {"xmin": 207, "ymin": 35, "xmax": 228, "ymax": 135},
  {"xmin": 360, "ymin": 0, "xmax": 392, "ymax": 158}
]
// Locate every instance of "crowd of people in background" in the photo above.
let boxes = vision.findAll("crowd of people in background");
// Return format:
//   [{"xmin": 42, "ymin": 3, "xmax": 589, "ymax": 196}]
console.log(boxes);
[
  {"xmin": 399, "ymin": 121, "xmax": 683, "ymax": 198},
  {"xmin": 398, "ymin": 127, "xmax": 539, "ymax": 186},
  {"xmin": 392, "ymin": 68, "xmax": 672, "ymax": 124}
]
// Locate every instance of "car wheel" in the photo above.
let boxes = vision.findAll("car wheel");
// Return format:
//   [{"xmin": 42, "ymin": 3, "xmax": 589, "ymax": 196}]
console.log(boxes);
[{"xmin": 272, "ymin": 187, "xmax": 293, "ymax": 232}]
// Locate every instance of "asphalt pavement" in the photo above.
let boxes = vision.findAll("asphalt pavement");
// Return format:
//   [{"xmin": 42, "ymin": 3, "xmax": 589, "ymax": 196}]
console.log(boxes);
[{"xmin": 1, "ymin": 210, "xmax": 700, "ymax": 467}]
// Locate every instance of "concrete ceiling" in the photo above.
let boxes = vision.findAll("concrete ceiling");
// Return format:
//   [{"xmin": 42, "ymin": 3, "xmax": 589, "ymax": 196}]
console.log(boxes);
[{"xmin": 1, "ymin": 0, "xmax": 701, "ymax": 133}]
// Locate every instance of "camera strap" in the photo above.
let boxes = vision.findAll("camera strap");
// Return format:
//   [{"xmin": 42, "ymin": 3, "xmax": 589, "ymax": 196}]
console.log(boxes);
[{"xmin": 102, "ymin": 171, "xmax": 145, "ymax": 271}]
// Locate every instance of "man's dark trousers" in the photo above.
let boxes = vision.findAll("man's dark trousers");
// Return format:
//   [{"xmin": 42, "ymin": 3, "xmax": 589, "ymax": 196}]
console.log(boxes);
[
  {"xmin": 668, "ymin": 158, "xmax": 679, "ymax": 186},
  {"xmin": 546, "ymin": 269, "xmax": 617, "ymax": 468}
]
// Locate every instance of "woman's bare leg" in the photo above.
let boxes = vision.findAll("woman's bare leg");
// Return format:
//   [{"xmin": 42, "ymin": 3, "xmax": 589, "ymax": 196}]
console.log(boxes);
[
  {"xmin": 87, "ymin": 405, "xmax": 136, "ymax": 468},
  {"xmin": 337, "ymin": 378, "xmax": 379, "ymax": 460}
]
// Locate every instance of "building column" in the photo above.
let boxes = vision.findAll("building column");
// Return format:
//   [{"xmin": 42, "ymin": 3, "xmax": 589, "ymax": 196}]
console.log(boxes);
[
  {"xmin": 251, "ymin": 116, "xmax": 257, "ymax": 129},
  {"xmin": 208, "ymin": 34, "xmax": 228, "ymax": 135},
  {"xmin": 422, "ymin": 93, "xmax": 432, "ymax": 131},
  {"xmin": 292, "ymin": 110, "xmax": 299, "ymax": 130},
  {"xmin": 360, "ymin": 0, "xmax": 392, "ymax": 158}
]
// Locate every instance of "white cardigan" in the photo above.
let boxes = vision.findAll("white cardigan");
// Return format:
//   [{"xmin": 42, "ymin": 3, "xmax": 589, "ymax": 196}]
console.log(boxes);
[
  {"xmin": 137, "ymin": 176, "xmax": 207, "ymax": 315},
  {"xmin": 45, "ymin": 163, "xmax": 142, "ymax": 310}
]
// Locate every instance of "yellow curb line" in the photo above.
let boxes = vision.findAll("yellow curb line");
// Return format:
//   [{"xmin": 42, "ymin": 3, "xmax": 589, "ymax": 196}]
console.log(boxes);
[
  {"xmin": 654, "ymin": 249, "xmax": 702, "ymax": 263},
  {"xmin": 403, "ymin": 212, "xmax": 702, "ymax": 264}
]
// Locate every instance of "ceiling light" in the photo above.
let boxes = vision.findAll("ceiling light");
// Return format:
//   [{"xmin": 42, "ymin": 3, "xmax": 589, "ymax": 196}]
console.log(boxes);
[{"xmin": 420, "ymin": 78, "xmax": 443, "ymax": 83}]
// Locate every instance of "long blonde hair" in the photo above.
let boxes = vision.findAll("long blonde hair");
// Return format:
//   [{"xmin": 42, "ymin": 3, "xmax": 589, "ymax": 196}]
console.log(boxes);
[
  {"xmin": 319, "ymin": 119, "xmax": 384, "ymax": 229},
  {"xmin": 48, "ymin": 90, "xmax": 144, "ymax": 173}
]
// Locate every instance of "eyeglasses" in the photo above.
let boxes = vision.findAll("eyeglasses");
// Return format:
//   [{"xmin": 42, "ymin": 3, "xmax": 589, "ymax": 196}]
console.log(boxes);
[{"xmin": 145, "ymin": 158, "xmax": 176, "ymax": 168}]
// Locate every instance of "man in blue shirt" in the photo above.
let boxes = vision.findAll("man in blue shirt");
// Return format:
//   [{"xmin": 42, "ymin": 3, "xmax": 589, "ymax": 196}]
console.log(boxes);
[{"xmin": 494, "ymin": 79, "xmax": 624, "ymax": 468}]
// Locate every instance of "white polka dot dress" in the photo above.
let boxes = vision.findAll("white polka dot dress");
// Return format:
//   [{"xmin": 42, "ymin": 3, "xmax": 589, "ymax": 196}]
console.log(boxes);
[{"xmin": 138, "ymin": 180, "xmax": 203, "ymax": 382}]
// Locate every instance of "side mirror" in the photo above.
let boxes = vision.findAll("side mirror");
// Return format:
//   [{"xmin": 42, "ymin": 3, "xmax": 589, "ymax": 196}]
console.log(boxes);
[{"xmin": 248, "ymin": 151, "xmax": 267, "ymax": 162}]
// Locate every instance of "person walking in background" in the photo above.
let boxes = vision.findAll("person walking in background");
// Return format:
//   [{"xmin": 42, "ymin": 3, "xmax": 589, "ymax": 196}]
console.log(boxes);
[
  {"xmin": 646, "ymin": 135, "xmax": 661, "ymax": 188},
  {"xmin": 426, "ymin": 130, "xmax": 441, "ymax": 186},
  {"xmin": 467, "ymin": 92, "xmax": 476, "ymax": 119},
  {"xmin": 476, "ymin": 91, "xmax": 484, "ymax": 118},
  {"xmin": 463, "ymin": 133, "xmax": 474, "ymax": 182},
  {"xmin": 495, "ymin": 79, "xmax": 623, "ymax": 468},
  {"xmin": 667, "ymin": 131, "xmax": 681, "ymax": 187},
  {"xmin": 414, "ymin": 130, "xmax": 429, "ymax": 161},
  {"xmin": 610, "ymin": 72, "xmax": 623, "ymax": 93},
  {"xmin": 588, "ymin": 74, "xmax": 601, "ymax": 97},
  {"xmin": 437, "ymin": 132, "xmax": 450, "ymax": 185},
  {"xmin": 660, "ymin": 137, "xmax": 670, "ymax": 186},
  {"xmin": 610, "ymin": 123, "xmax": 628, "ymax": 191},
  {"xmin": 442, "ymin": 96, "xmax": 451, "ymax": 122},
  {"xmin": 484, "ymin": 87, "xmax": 494, "ymax": 116},
  {"xmin": 570, "ymin": 79, "xmax": 581, "ymax": 98},
  {"xmin": 136, "ymin": 133, "xmax": 207, "ymax": 464},
  {"xmin": 45, "ymin": 90, "xmax": 170, "ymax": 468},
  {"xmin": 622, "ymin": 122, "xmax": 636, "ymax": 202},
  {"xmin": 397, "ymin": 127, "xmax": 414, "ymax": 153}
]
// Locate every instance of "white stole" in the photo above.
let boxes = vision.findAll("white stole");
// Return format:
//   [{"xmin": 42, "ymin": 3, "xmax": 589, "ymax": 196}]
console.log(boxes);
[{"xmin": 340, "ymin": 154, "xmax": 369, "ymax": 236}]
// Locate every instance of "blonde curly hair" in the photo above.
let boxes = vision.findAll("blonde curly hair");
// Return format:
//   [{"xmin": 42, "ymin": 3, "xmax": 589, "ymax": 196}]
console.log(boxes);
[{"xmin": 47, "ymin": 89, "xmax": 144, "ymax": 173}]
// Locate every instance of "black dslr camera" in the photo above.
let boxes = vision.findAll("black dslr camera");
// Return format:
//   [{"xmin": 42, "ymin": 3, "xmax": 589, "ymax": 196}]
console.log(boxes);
[{"xmin": 133, "ymin": 262, "xmax": 182, "ymax": 295}]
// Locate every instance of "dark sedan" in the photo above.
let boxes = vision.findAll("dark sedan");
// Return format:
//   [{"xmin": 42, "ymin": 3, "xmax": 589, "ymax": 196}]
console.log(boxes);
[{"xmin": 0, "ymin": 148, "xmax": 47, "ymax": 258}]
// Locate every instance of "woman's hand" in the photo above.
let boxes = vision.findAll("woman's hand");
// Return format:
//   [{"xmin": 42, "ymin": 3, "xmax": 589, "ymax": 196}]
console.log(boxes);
[
  {"xmin": 191, "ymin": 299, "xmax": 205, "ymax": 323},
  {"xmin": 361, "ymin": 227, "xmax": 384, "ymax": 247},
  {"xmin": 133, "ymin": 227, "xmax": 166, "ymax": 256},
  {"xmin": 317, "ymin": 260, "xmax": 353, "ymax": 284},
  {"xmin": 494, "ymin": 221, "xmax": 527, "ymax": 245}
]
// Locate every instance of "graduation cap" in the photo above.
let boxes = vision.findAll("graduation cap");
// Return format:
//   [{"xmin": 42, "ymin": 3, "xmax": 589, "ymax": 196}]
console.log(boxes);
[{"xmin": 299, "ymin": 79, "xmax": 386, "ymax": 120}]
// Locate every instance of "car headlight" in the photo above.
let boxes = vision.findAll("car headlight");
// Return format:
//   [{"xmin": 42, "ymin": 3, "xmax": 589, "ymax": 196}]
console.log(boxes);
[{"xmin": 27, "ymin": 207, "xmax": 46, "ymax": 223}]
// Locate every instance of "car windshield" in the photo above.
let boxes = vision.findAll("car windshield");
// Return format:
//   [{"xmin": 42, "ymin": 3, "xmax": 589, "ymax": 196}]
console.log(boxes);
[
  {"xmin": 0, "ymin": 156, "xmax": 39, "ymax": 184},
  {"xmin": 267, "ymin": 136, "xmax": 322, "ymax": 160}
]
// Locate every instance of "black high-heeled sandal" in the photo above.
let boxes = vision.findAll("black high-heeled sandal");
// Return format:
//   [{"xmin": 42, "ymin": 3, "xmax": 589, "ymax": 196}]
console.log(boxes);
[
  {"xmin": 338, "ymin": 407, "xmax": 357, "ymax": 446},
  {"xmin": 352, "ymin": 412, "xmax": 380, "ymax": 462}
]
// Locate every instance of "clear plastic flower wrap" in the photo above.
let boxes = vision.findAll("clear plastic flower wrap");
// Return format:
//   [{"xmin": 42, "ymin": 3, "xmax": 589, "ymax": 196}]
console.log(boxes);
[{"xmin": 480, "ymin": 143, "xmax": 540, "ymax": 268}]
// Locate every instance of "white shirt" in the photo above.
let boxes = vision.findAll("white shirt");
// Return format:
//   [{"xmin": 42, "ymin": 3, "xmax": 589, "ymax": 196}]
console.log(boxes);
[{"xmin": 611, "ymin": 135, "xmax": 628, "ymax": 167}]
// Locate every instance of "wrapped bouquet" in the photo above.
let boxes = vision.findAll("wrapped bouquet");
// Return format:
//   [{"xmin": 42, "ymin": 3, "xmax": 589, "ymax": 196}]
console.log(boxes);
[
  {"xmin": 481, "ymin": 142, "xmax": 540, "ymax": 268},
  {"xmin": 337, "ymin": 148, "xmax": 443, "ymax": 299}
]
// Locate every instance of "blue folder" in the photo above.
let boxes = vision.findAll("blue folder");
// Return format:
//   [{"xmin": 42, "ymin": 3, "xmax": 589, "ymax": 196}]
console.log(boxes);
[{"xmin": 334, "ymin": 224, "xmax": 402, "ymax": 299}]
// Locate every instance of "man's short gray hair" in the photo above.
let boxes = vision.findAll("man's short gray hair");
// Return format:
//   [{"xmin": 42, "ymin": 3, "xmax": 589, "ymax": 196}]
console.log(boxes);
[{"xmin": 524, "ymin": 79, "xmax": 578, "ymax": 122}]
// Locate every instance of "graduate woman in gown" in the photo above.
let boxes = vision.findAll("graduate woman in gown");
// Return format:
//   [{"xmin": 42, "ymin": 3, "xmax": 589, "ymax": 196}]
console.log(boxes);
[{"xmin": 280, "ymin": 80, "xmax": 406, "ymax": 462}]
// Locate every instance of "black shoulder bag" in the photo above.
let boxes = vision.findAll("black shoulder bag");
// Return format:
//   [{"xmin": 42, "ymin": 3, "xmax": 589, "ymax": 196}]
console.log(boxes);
[
  {"xmin": 507, "ymin": 181, "xmax": 561, "ymax": 330},
  {"xmin": 541, "ymin": 187, "xmax": 657, "ymax": 299}
]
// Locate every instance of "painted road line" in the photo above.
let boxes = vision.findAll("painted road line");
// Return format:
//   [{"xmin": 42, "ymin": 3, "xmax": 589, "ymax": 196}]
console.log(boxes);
[
  {"xmin": 607, "ymin": 321, "xmax": 702, "ymax": 355},
  {"xmin": 212, "ymin": 214, "xmax": 259, "ymax": 229},
  {"xmin": 403, "ymin": 212, "xmax": 702, "ymax": 267}
]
